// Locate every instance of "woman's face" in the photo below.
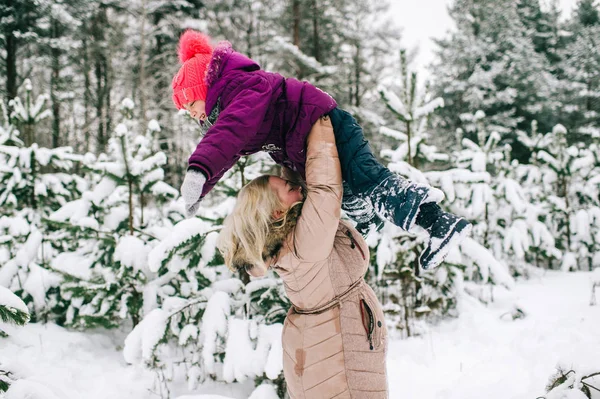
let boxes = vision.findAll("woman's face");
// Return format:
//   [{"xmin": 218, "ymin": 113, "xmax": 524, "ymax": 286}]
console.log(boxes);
[
  {"xmin": 183, "ymin": 99, "xmax": 207, "ymax": 121},
  {"xmin": 268, "ymin": 176, "xmax": 303, "ymax": 213}
]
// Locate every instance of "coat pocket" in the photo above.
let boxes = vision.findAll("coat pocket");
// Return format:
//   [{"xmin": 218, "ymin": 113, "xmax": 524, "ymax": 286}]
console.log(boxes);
[
  {"xmin": 359, "ymin": 296, "xmax": 384, "ymax": 351},
  {"xmin": 359, "ymin": 298, "xmax": 375, "ymax": 350}
]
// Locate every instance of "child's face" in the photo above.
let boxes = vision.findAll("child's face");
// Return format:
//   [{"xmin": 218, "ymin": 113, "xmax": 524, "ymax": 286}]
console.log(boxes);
[
  {"xmin": 183, "ymin": 100, "xmax": 207, "ymax": 121},
  {"xmin": 269, "ymin": 176, "xmax": 304, "ymax": 214}
]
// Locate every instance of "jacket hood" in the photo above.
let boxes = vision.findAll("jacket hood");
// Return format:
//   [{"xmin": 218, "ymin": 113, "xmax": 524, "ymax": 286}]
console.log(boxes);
[{"xmin": 205, "ymin": 41, "xmax": 261, "ymax": 90}]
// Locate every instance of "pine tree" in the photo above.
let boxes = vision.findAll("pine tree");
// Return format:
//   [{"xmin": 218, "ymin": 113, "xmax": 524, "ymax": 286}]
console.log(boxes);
[
  {"xmin": 379, "ymin": 49, "xmax": 448, "ymax": 169},
  {"xmin": 558, "ymin": 11, "xmax": 600, "ymax": 140},
  {"xmin": 0, "ymin": 0, "xmax": 45, "ymax": 102},
  {"xmin": 0, "ymin": 82, "xmax": 84, "ymax": 213},
  {"xmin": 429, "ymin": 0, "xmax": 557, "ymax": 161},
  {"xmin": 122, "ymin": 152, "xmax": 289, "ymax": 393},
  {"xmin": 375, "ymin": 68, "xmax": 515, "ymax": 334},
  {"xmin": 530, "ymin": 123, "xmax": 600, "ymax": 270},
  {"xmin": 43, "ymin": 98, "xmax": 179, "ymax": 328},
  {"xmin": 0, "ymin": 87, "xmax": 84, "ymax": 322},
  {"xmin": 0, "ymin": 285, "xmax": 30, "ymax": 331}
]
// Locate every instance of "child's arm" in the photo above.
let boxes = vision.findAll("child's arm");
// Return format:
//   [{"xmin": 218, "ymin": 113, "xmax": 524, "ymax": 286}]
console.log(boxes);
[{"xmin": 188, "ymin": 74, "xmax": 271, "ymax": 198}]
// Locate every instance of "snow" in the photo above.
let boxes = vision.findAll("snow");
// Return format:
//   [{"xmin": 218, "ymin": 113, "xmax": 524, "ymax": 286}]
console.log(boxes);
[
  {"xmin": 123, "ymin": 308, "xmax": 169, "ymax": 365},
  {"xmin": 114, "ymin": 235, "xmax": 150, "ymax": 272},
  {"xmin": 0, "ymin": 285, "xmax": 29, "ymax": 314},
  {"xmin": 148, "ymin": 218, "xmax": 214, "ymax": 272},
  {"xmin": 223, "ymin": 319, "xmax": 256, "ymax": 382},
  {"xmin": 4, "ymin": 379, "xmax": 66, "ymax": 399},
  {"xmin": 414, "ymin": 97, "xmax": 444, "ymax": 120},
  {"xmin": 248, "ymin": 384, "xmax": 279, "ymax": 399},
  {"xmin": 51, "ymin": 252, "xmax": 93, "ymax": 280},
  {"xmin": 1, "ymin": 272, "xmax": 598, "ymax": 398},
  {"xmin": 379, "ymin": 86, "xmax": 411, "ymax": 120},
  {"xmin": 201, "ymin": 292, "xmax": 231, "ymax": 374},
  {"xmin": 14, "ymin": 229, "xmax": 42, "ymax": 267},
  {"xmin": 1, "ymin": 323, "xmax": 157, "ymax": 398},
  {"xmin": 386, "ymin": 271, "xmax": 600, "ymax": 398},
  {"xmin": 460, "ymin": 237, "xmax": 515, "ymax": 289},
  {"xmin": 147, "ymin": 119, "xmax": 161, "ymax": 132}
]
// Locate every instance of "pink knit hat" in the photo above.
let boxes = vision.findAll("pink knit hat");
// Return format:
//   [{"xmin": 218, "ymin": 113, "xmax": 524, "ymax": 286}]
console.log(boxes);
[{"xmin": 172, "ymin": 30, "xmax": 214, "ymax": 110}]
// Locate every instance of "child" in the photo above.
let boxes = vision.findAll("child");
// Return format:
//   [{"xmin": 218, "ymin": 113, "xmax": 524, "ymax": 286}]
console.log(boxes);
[{"xmin": 173, "ymin": 30, "xmax": 471, "ymax": 270}]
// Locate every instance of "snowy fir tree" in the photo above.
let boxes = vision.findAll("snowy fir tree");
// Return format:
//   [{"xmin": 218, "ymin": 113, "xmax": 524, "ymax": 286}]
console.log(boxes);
[
  {"xmin": 558, "ymin": 3, "xmax": 600, "ymax": 141},
  {"xmin": 427, "ymin": 111, "xmax": 560, "ymax": 280},
  {"xmin": 42, "ymin": 98, "xmax": 179, "ymax": 328},
  {"xmin": 0, "ymin": 285, "xmax": 30, "ymax": 332},
  {"xmin": 374, "ymin": 58, "xmax": 463, "ymax": 336},
  {"xmin": 0, "ymin": 284, "xmax": 29, "ymax": 391},
  {"xmin": 526, "ymin": 123, "xmax": 600, "ymax": 271},
  {"xmin": 374, "ymin": 64, "xmax": 516, "ymax": 335},
  {"xmin": 0, "ymin": 85, "xmax": 86, "ymax": 323},
  {"xmin": 541, "ymin": 364, "xmax": 600, "ymax": 398},
  {"xmin": 429, "ymin": 0, "xmax": 559, "ymax": 161},
  {"xmin": 122, "ymin": 152, "xmax": 288, "ymax": 395},
  {"xmin": 378, "ymin": 49, "xmax": 448, "ymax": 169}
]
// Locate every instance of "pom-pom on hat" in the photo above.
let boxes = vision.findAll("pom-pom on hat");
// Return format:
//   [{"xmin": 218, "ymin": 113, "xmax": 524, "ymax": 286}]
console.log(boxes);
[{"xmin": 172, "ymin": 30, "xmax": 214, "ymax": 109}]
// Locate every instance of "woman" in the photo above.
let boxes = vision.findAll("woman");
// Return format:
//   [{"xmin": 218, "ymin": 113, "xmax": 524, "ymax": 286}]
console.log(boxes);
[{"xmin": 218, "ymin": 115, "xmax": 388, "ymax": 398}]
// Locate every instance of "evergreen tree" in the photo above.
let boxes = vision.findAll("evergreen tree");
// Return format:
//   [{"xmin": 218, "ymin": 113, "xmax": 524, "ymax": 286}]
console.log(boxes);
[
  {"xmin": 0, "ymin": 82, "xmax": 84, "ymax": 213},
  {"xmin": 0, "ymin": 285, "xmax": 30, "ymax": 330},
  {"xmin": 558, "ymin": 14, "xmax": 600, "ymax": 140},
  {"xmin": 379, "ymin": 49, "xmax": 448, "ymax": 169},
  {"xmin": 122, "ymin": 151, "xmax": 289, "ymax": 393},
  {"xmin": 530, "ymin": 124, "xmax": 600, "ymax": 270},
  {"xmin": 43, "ymin": 98, "xmax": 179, "ymax": 328},
  {"xmin": 429, "ymin": 0, "xmax": 557, "ymax": 161},
  {"xmin": 0, "ymin": 87, "xmax": 84, "ymax": 323},
  {"xmin": 375, "ymin": 67, "xmax": 515, "ymax": 335},
  {"xmin": 0, "ymin": 0, "xmax": 45, "ymax": 102}
]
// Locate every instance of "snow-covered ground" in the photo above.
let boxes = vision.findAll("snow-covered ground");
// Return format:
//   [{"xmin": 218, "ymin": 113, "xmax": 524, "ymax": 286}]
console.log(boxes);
[
  {"xmin": 387, "ymin": 270, "xmax": 600, "ymax": 398},
  {"xmin": 1, "ymin": 271, "xmax": 598, "ymax": 399}
]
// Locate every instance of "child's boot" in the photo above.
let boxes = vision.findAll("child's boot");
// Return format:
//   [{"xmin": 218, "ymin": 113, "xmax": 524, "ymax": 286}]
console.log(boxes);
[
  {"xmin": 367, "ymin": 174, "xmax": 445, "ymax": 231},
  {"xmin": 415, "ymin": 202, "xmax": 471, "ymax": 270}
]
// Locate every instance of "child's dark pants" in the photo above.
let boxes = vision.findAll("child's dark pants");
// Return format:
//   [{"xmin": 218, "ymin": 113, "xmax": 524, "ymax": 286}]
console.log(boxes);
[{"xmin": 327, "ymin": 107, "xmax": 440, "ymax": 235}]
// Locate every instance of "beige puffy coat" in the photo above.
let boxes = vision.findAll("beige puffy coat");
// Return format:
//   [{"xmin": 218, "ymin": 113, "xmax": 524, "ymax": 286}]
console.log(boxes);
[{"xmin": 267, "ymin": 115, "xmax": 389, "ymax": 398}]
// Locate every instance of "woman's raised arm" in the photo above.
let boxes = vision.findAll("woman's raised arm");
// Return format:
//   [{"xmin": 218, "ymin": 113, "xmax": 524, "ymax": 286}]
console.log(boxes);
[{"xmin": 291, "ymin": 115, "xmax": 343, "ymax": 261}]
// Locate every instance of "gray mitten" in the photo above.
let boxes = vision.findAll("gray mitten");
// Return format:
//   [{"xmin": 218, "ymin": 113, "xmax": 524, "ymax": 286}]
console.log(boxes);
[{"xmin": 180, "ymin": 169, "xmax": 206, "ymax": 218}]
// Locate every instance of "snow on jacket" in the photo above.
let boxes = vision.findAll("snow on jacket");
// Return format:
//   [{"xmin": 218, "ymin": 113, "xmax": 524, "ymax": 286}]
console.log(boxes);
[
  {"xmin": 249, "ymin": 116, "xmax": 389, "ymax": 398},
  {"xmin": 189, "ymin": 41, "xmax": 337, "ymax": 198}
]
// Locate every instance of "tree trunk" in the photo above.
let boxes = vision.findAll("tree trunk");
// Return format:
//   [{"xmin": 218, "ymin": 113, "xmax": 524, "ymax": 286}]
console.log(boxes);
[
  {"xmin": 5, "ymin": 28, "xmax": 18, "ymax": 103},
  {"xmin": 292, "ymin": 0, "xmax": 300, "ymax": 47},
  {"xmin": 138, "ymin": 0, "xmax": 148, "ymax": 126},
  {"xmin": 105, "ymin": 57, "xmax": 112, "ymax": 136},
  {"xmin": 312, "ymin": 0, "xmax": 320, "ymax": 62},
  {"xmin": 354, "ymin": 43, "xmax": 361, "ymax": 106},
  {"xmin": 51, "ymin": 18, "xmax": 61, "ymax": 148},
  {"xmin": 93, "ymin": 7, "xmax": 109, "ymax": 152},
  {"xmin": 292, "ymin": 0, "xmax": 303, "ymax": 78},
  {"xmin": 83, "ymin": 38, "xmax": 92, "ymax": 153},
  {"xmin": 95, "ymin": 58, "xmax": 105, "ymax": 151},
  {"xmin": 406, "ymin": 121, "xmax": 413, "ymax": 166}
]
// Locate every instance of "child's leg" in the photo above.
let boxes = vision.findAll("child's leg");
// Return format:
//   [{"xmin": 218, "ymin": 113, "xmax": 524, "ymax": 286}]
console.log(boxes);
[
  {"xmin": 328, "ymin": 108, "xmax": 442, "ymax": 231},
  {"xmin": 328, "ymin": 108, "xmax": 471, "ymax": 269},
  {"xmin": 342, "ymin": 181, "xmax": 384, "ymax": 237}
]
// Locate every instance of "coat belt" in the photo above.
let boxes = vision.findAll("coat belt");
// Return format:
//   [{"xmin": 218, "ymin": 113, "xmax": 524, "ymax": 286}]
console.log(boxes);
[{"xmin": 292, "ymin": 278, "xmax": 365, "ymax": 315}]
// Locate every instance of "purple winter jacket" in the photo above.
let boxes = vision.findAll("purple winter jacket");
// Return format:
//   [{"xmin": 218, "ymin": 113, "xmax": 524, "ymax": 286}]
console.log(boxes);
[{"xmin": 188, "ymin": 41, "xmax": 338, "ymax": 198}]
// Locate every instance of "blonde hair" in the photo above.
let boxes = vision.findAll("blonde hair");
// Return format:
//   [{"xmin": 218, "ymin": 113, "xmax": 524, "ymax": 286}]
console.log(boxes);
[{"xmin": 217, "ymin": 175, "xmax": 300, "ymax": 272}]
